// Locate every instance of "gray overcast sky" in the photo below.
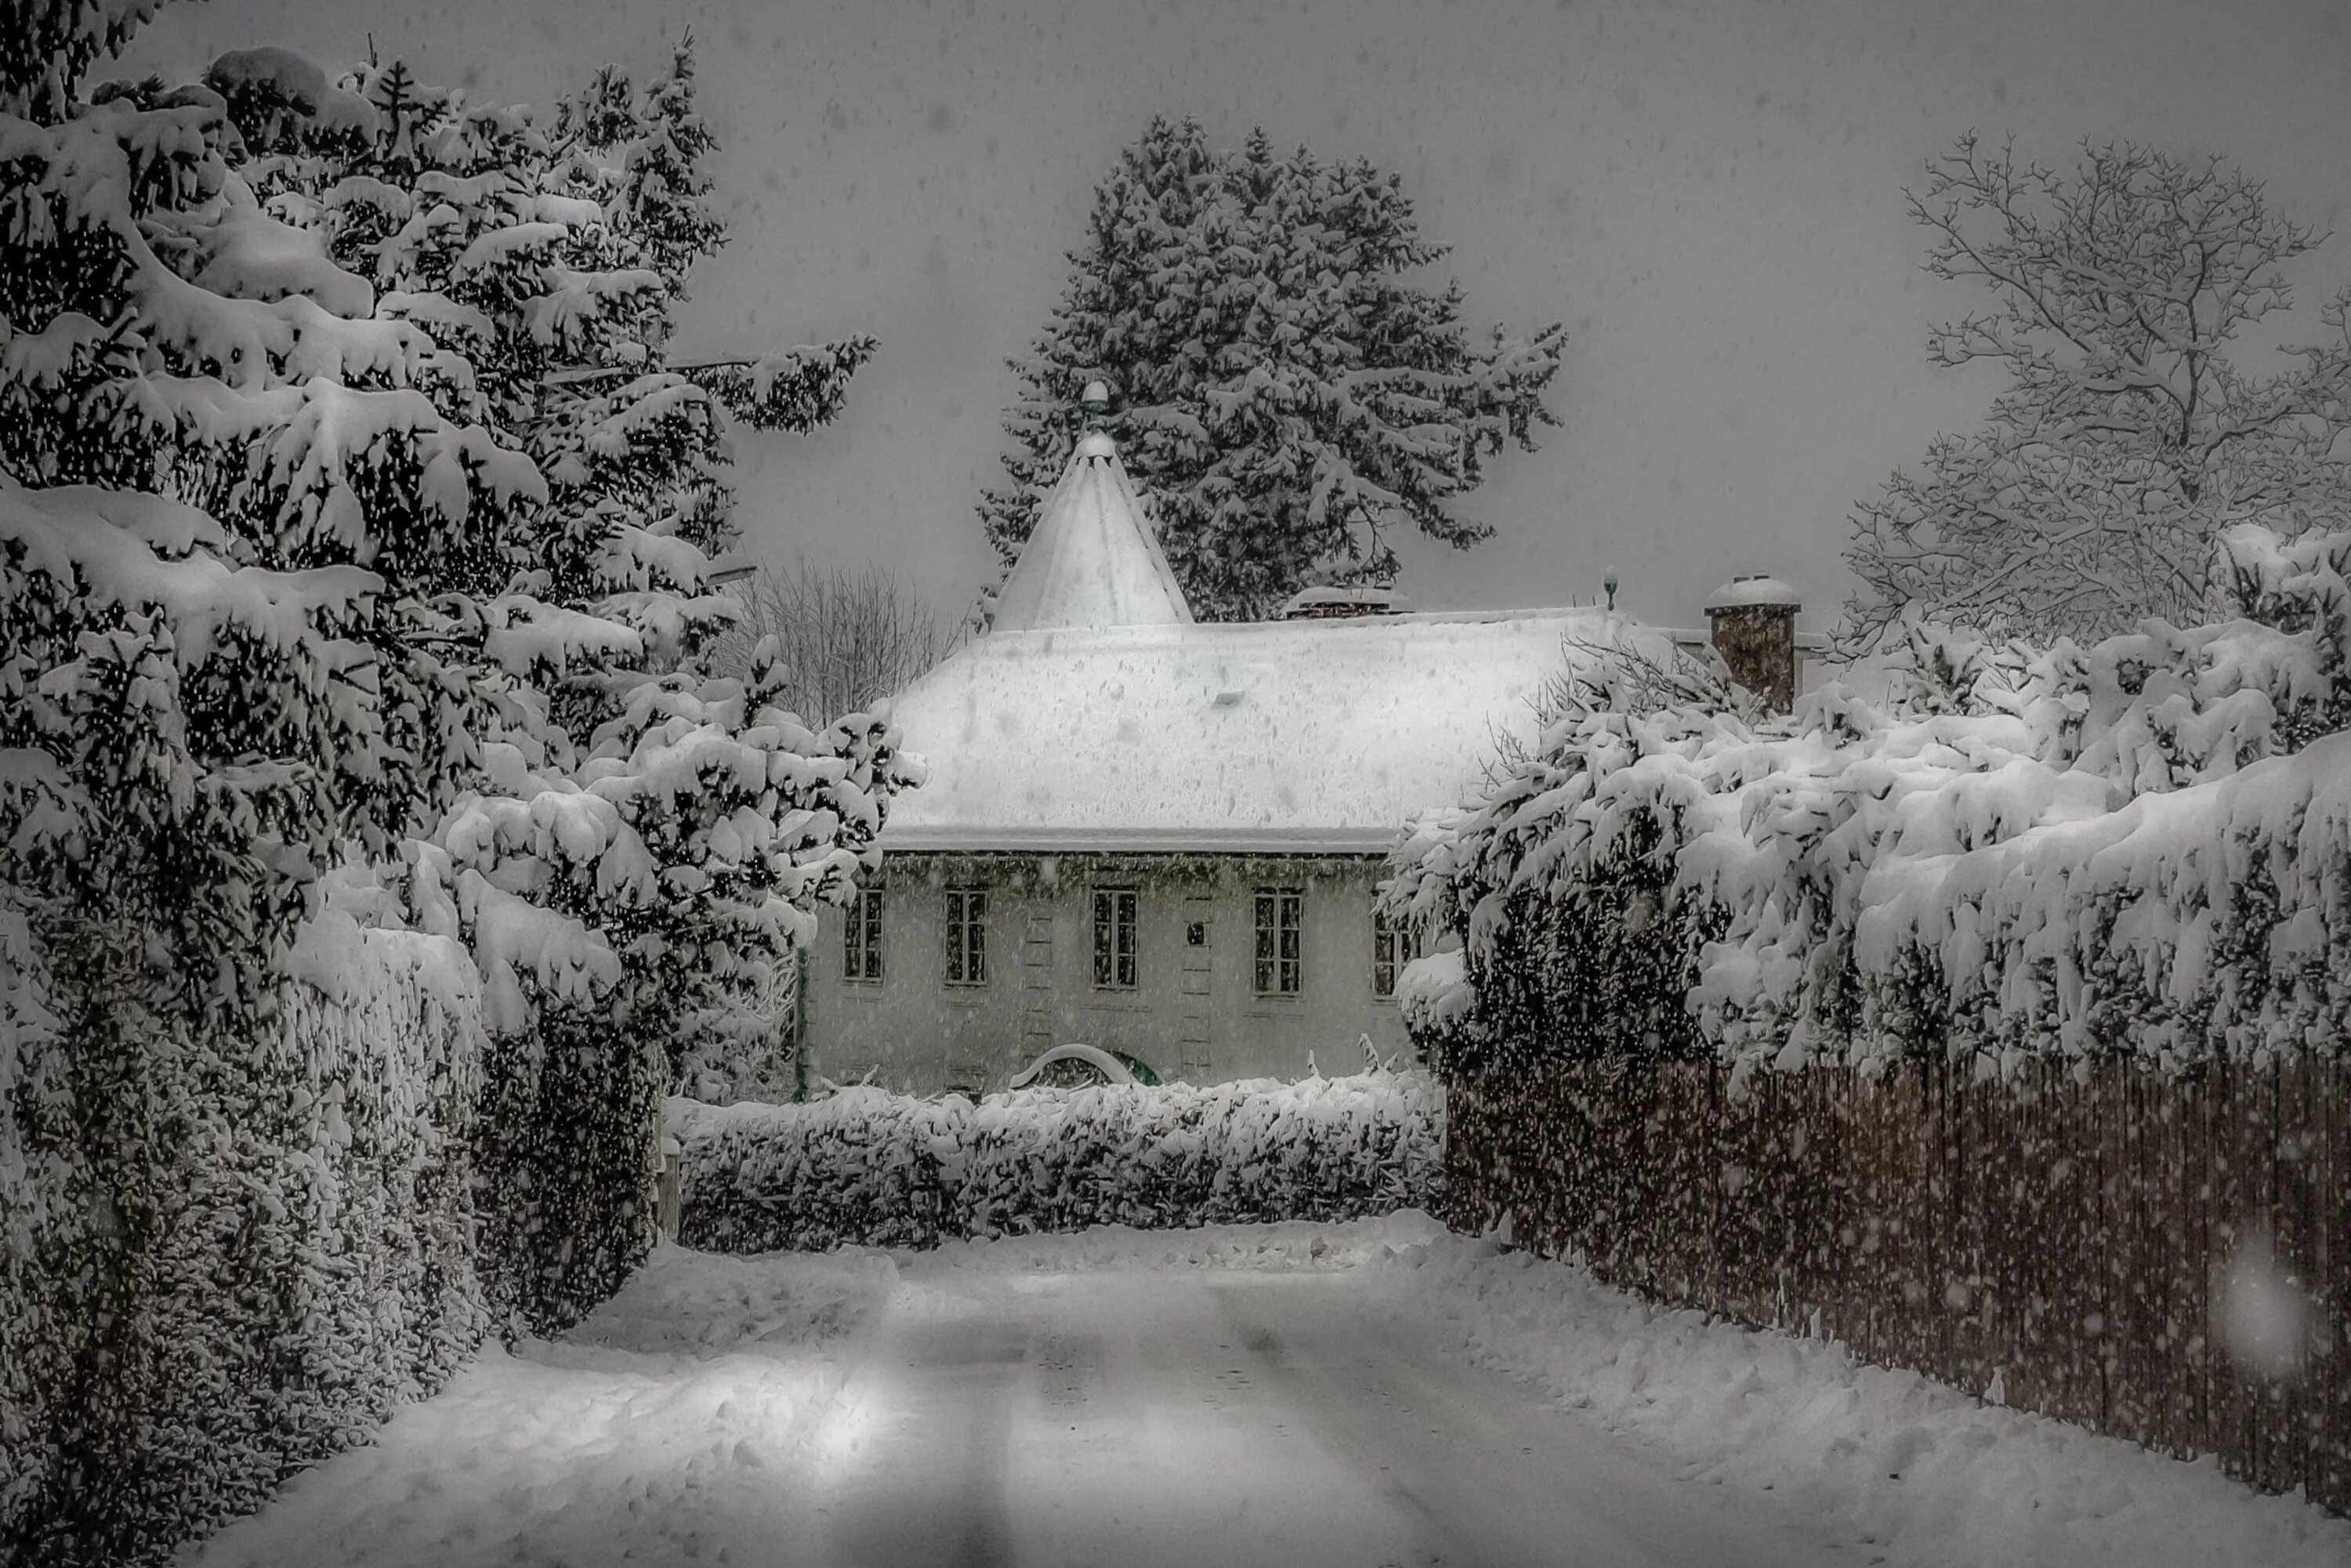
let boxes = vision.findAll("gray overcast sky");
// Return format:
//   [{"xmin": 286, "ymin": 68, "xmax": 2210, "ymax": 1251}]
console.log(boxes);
[{"xmin": 122, "ymin": 0, "xmax": 2351, "ymax": 636}]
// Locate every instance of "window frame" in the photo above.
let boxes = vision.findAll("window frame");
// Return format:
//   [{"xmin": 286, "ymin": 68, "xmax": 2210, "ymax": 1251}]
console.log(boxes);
[
  {"xmin": 1371, "ymin": 905, "xmax": 1418, "ymax": 999},
  {"xmin": 944, "ymin": 886, "xmax": 988, "ymax": 987},
  {"xmin": 842, "ymin": 882, "xmax": 884, "ymax": 983},
  {"xmin": 1091, "ymin": 885, "xmax": 1139, "ymax": 990},
  {"xmin": 1253, "ymin": 887, "xmax": 1304, "ymax": 997}
]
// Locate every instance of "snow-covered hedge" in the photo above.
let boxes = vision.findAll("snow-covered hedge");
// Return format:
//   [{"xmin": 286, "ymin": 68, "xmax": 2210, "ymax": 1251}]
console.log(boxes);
[
  {"xmin": 1388, "ymin": 522, "xmax": 2351, "ymax": 1077},
  {"xmin": 670, "ymin": 1071, "xmax": 1444, "ymax": 1253},
  {"xmin": 2, "ymin": 918, "xmax": 491, "ymax": 1566},
  {"xmin": 1, "ymin": 23, "xmax": 901, "ymax": 1560}
]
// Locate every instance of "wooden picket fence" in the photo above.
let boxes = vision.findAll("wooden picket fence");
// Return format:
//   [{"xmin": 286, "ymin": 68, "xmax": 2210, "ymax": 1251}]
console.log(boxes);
[{"xmin": 1443, "ymin": 1052, "xmax": 2349, "ymax": 1512}]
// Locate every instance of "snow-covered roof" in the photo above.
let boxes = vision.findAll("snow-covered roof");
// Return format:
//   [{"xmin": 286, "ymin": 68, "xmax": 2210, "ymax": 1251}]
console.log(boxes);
[
  {"xmin": 1705, "ymin": 574, "xmax": 1802, "ymax": 612},
  {"xmin": 1662, "ymin": 625, "xmax": 1831, "ymax": 652},
  {"xmin": 882, "ymin": 607, "xmax": 1638, "ymax": 853},
  {"xmin": 989, "ymin": 433, "xmax": 1193, "ymax": 632}
]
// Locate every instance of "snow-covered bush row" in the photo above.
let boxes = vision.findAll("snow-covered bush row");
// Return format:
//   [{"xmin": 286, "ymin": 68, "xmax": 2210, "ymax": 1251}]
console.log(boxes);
[
  {"xmin": 670, "ymin": 1070, "xmax": 1444, "ymax": 1253},
  {"xmin": 1387, "ymin": 522, "xmax": 2351, "ymax": 1076},
  {"xmin": 1, "ymin": 917, "xmax": 491, "ymax": 1566}
]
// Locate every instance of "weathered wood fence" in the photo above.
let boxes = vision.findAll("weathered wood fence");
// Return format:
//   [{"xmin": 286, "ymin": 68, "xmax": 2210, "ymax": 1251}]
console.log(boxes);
[{"xmin": 1444, "ymin": 1054, "xmax": 2349, "ymax": 1511}]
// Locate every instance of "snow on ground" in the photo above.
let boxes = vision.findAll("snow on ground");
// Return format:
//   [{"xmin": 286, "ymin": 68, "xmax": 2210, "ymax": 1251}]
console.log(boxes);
[
  {"xmin": 186, "ymin": 1248, "xmax": 898, "ymax": 1568},
  {"xmin": 1360, "ymin": 1230, "xmax": 2351, "ymax": 1568},
  {"xmin": 185, "ymin": 1215, "xmax": 2351, "ymax": 1568}
]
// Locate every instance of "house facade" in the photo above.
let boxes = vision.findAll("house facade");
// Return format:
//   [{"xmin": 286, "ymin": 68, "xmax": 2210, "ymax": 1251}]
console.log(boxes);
[{"xmin": 802, "ymin": 427, "xmax": 1691, "ymax": 1092}]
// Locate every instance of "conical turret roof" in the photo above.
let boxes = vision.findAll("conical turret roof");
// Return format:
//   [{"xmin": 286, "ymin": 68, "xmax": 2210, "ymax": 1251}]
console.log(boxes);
[{"xmin": 991, "ymin": 431, "xmax": 1193, "ymax": 632}]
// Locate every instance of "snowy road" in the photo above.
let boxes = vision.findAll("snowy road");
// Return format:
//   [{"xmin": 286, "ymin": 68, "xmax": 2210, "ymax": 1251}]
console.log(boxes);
[
  {"xmin": 814, "ymin": 1267, "xmax": 1826, "ymax": 1568},
  {"xmin": 190, "ymin": 1216, "xmax": 2351, "ymax": 1568}
]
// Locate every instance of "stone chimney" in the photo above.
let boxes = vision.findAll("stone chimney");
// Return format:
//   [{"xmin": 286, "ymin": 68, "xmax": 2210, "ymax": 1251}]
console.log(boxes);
[{"xmin": 1705, "ymin": 574, "xmax": 1800, "ymax": 712}]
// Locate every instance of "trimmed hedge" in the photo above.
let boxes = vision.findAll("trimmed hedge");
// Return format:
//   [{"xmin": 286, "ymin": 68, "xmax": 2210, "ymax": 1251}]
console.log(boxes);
[
  {"xmin": 1, "ymin": 915, "xmax": 665, "ymax": 1566},
  {"xmin": 671, "ymin": 1070, "xmax": 1444, "ymax": 1253},
  {"xmin": 2, "ymin": 921, "xmax": 491, "ymax": 1565},
  {"xmin": 1387, "ymin": 522, "xmax": 2351, "ymax": 1080}
]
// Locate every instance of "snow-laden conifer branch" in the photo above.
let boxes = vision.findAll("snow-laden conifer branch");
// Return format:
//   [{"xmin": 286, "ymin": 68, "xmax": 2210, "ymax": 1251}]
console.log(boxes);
[{"xmin": 2, "ymin": 24, "xmax": 896, "ymax": 1345}]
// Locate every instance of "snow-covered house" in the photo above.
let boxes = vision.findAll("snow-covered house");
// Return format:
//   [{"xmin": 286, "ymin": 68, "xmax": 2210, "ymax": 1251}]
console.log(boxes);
[{"xmin": 804, "ymin": 430, "xmax": 1627, "ymax": 1092}]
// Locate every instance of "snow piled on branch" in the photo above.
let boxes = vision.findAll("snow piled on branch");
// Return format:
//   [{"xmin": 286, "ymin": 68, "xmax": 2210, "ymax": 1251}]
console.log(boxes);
[
  {"xmin": 671, "ymin": 1070, "xmax": 1444, "ymax": 1253},
  {"xmin": 0, "ymin": 483, "xmax": 375, "ymax": 663},
  {"xmin": 1388, "ymin": 523, "xmax": 2351, "ymax": 1075}
]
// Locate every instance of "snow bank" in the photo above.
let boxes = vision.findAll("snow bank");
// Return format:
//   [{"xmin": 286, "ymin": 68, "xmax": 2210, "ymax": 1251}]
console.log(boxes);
[
  {"xmin": 186, "ymin": 1245, "xmax": 897, "ymax": 1568},
  {"xmin": 908, "ymin": 1209, "xmax": 1448, "ymax": 1275},
  {"xmin": 1365, "ymin": 1234, "xmax": 2351, "ymax": 1568},
  {"xmin": 671, "ymin": 1070, "xmax": 1444, "ymax": 1253}
]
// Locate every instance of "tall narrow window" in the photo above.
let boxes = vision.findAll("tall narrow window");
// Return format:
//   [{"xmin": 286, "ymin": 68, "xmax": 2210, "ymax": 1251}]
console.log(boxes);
[
  {"xmin": 1092, "ymin": 887, "xmax": 1139, "ymax": 989},
  {"xmin": 1372, "ymin": 906, "xmax": 1418, "ymax": 998},
  {"xmin": 945, "ymin": 887, "xmax": 987, "ymax": 986},
  {"xmin": 843, "ymin": 884, "xmax": 884, "ymax": 983},
  {"xmin": 1254, "ymin": 888, "xmax": 1303, "ymax": 996}
]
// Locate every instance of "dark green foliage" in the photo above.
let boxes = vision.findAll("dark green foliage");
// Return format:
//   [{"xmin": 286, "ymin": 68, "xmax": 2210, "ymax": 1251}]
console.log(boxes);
[
  {"xmin": 1, "ymin": 13, "xmax": 896, "ymax": 1562},
  {"xmin": 983, "ymin": 117, "xmax": 1565, "ymax": 621},
  {"xmin": 2, "ymin": 927, "xmax": 487, "ymax": 1567}
]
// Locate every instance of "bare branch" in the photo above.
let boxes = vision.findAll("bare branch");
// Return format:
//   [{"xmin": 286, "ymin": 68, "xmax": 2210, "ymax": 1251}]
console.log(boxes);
[
  {"xmin": 1842, "ymin": 137, "xmax": 2351, "ymax": 650},
  {"xmin": 705, "ymin": 556, "xmax": 943, "ymax": 725}
]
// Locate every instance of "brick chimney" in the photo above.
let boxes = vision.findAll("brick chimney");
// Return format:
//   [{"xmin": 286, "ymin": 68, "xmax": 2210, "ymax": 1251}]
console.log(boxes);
[{"xmin": 1705, "ymin": 574, "xmax": 1800, "ymax": 712}]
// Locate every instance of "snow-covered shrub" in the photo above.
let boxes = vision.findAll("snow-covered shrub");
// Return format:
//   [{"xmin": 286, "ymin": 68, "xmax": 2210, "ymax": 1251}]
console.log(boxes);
[
  {"xmin": 3, "ymin": 7, "xmax": 907, "ymax": 1295},
  {"xmin": 670, "ymin": 1070, "xmax": 1444, "ymax": 1254},
  {"xmin": 1, "ymin": 914, "xmax": 491, "ymax": 1566},
  {"xmin": 1387, "ymin": 521, "xmax": 2351, "ymax": 1078},
  {"xmin": 3, "ymin": 13, "xmax": 904, "ymax": 1559},
  {"xmin": 1396, "ymin": 535, "xmax": 2351, "ymax": 1519}
]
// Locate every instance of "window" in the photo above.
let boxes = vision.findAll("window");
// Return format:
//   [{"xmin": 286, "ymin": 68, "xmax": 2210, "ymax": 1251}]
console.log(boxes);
[
  {"xmin": 944, "ymin": 887, "xmax": 987, "ymax": 986},
  {"xmin": 1372, "ymin": 906, "xmax": 1419, "ymax": 998},
  {"xmin": 1254, "ymin": 888, "xmax": 1302, "ymax": 996},
  {"xmin": 842, "ymin": 884, "xmax": 883, "ymax": 982},
  {"xmin": 1092, "ymin": 887, "xmax": 1139, "ymax": 989}
]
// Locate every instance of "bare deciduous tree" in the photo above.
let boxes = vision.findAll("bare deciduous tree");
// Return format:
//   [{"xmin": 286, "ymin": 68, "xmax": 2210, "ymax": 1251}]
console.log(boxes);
[
  {"xmin": 1841, "ymin": 136, "xmax": 2351, "ymax": 652},
  {"xmin": 708, "ymin": 558, "xmax": 943, "ymax": 724}
]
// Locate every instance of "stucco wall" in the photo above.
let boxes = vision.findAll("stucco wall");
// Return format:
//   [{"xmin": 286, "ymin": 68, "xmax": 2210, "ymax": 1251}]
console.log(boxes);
[{"xmin": 805, "ymin": 853, "xmax": 1413, "ymax": 1092}]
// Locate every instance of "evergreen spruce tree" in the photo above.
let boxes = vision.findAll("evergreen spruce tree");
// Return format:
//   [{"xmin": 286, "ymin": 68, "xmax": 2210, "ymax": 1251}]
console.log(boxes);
[
  {"xmin": 195, "ymin": 39, "xmax": 900, "ymax": 1097},
  {"xmin": 983, "ymin": 117, "xmax": 1566, "ymax": 621},
  {"xmin": 2, "ymin": 9, "xmax": 907, "ymax": 1330}
]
